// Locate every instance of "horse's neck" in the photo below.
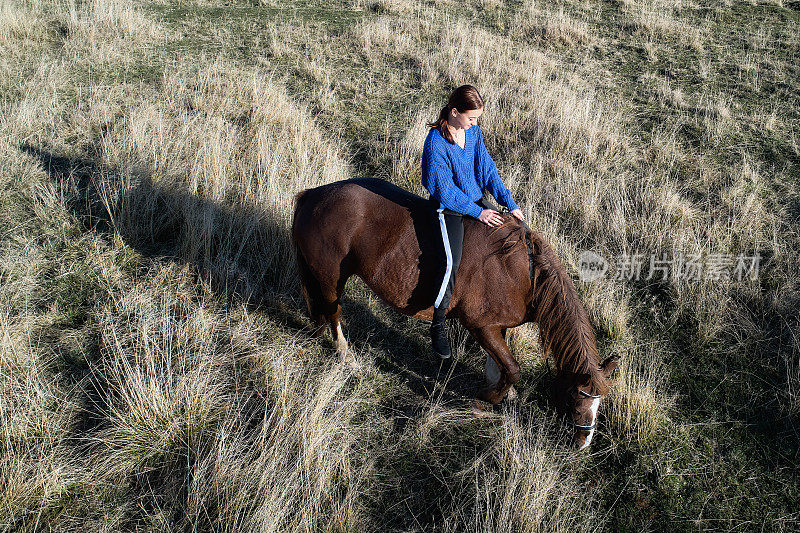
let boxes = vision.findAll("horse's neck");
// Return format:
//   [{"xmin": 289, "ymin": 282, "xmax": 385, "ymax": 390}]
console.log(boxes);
[{"xmin": 529, "ymin": 237, "xmax": 602, "ymax": 388}]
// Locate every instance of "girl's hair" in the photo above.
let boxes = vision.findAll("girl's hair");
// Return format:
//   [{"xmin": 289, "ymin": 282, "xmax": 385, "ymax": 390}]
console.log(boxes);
[{"xmin": 427, "ymin": 85, "xmax": 484, "ymax": 144}]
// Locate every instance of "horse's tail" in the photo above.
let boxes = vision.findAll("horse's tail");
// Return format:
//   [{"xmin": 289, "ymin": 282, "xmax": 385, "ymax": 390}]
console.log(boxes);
[
  {"xmin": 291, "ymin": 189, "xmax": 311, "ymax": 240},
  {"xmin": 291, "ymin": 188, "xmax": 327, "ymax": 333}
]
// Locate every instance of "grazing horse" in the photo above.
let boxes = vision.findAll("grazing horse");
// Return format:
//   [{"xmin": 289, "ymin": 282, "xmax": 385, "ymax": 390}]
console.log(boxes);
[{"xmin": 291, "ymin": 178, "xmax": 617, "ymax": 449}]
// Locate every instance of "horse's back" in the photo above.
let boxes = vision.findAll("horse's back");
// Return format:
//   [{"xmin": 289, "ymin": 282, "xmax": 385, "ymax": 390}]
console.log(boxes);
[
  {"xmin": 292, "ymin": 178, "xmax": 442, "ymax": 314},
  {"xmin": 342, "ymin": 177, "xmax": 433, "ymax": 211},
  {"xmin": 296, "ymin": 177, "xmax": 430, "ymax": 212},
  {"xmin": 293, "ymin": 178, "xmax": 431, "ymax": 237}
]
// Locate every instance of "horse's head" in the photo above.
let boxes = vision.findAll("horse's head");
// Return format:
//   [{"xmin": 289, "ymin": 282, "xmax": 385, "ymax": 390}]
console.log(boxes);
[{"xmin": 551, "ymin": 356, "xmax": 618, "ymax": 450}]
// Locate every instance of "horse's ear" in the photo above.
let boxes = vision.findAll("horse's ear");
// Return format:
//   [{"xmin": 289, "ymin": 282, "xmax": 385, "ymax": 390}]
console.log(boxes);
[{"xmin": 600, "ymin": 355, "xmax": 619, "ymax": 377}]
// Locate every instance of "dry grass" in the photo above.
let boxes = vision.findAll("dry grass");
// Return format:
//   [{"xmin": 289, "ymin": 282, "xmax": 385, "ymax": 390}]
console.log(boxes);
[
  {"xmin": 0, "ymin": 1, "xmax": 605, "ymax": 530},
  {"xmin": 512, "ymin": 2, "xmax": 594, "ymax": 47},
  {"xmin": 1, "ymin": 0, "xmax": 798, "ymax": 530}
]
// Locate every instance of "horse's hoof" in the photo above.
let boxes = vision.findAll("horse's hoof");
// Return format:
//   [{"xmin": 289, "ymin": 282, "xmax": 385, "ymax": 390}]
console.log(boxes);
[
  {"xmin": 338, "ymin": 350, "xmax": 362, "ymax": 372},
  {"xmin": 478, "ymin": 386, "xmax": 503, "ymax": 405},
  {"xmin": 472, "ymin": 398, "xmax": 493, "ymax": 412},
  {"xmin": 505, "ymin": 386, "xmax": 518, "ymax": 402}
]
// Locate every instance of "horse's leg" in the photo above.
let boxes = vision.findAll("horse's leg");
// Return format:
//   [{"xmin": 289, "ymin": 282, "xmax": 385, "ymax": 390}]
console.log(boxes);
[
  {"xmin": 471, "ymin": 326, "xmax": 521, "ymax": 405},
  {"xmin": 327, "ymin": 300, "xmax": 350, "ymax": 365},
  {"xmin": 320, "ymin": 259, "xmax": 358, "ymax": 369},
  {"xmin": 484, "ymin": 353, "xmax": 518, "ymax": 402},
  {"xmin": 296, "ymin": 246, "xmax": 358, "ymax": 368},
  {"xmin": 499, "ymin": 328, "xmax": 517, "ymax": 401},
  {"xmin": 295, "ymin": 248, "xmax": 327, "ymax": 337}
]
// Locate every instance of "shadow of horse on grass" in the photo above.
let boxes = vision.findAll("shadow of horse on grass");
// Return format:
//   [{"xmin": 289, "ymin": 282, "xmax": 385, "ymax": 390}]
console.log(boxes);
[{"xmin": 20, "ymin": 143, "xmax": 485, "ymax": 409}]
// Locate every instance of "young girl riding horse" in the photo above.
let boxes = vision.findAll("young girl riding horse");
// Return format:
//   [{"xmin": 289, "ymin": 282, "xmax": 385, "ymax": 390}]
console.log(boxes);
[{"xmin": 422, "ymin": 85, "xmax": 525, "ymax": 358}]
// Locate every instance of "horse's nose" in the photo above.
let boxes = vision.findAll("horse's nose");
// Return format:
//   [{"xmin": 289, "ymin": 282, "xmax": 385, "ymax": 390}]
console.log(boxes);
[{"xmin": 574, "ymin": 431, "xmax": 590, "ymax": 451}]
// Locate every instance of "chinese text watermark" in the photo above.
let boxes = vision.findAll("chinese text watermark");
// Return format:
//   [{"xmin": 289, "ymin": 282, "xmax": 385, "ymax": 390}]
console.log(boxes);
[{"xmin": 578, "ymin": 251, "xmax": 761, "ymax": 283}]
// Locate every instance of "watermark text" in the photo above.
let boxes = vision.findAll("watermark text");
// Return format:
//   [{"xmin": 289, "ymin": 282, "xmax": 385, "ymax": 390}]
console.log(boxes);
[{"xmin": 578, "ymin": 251, "xmax": 760, "ymax": 283}]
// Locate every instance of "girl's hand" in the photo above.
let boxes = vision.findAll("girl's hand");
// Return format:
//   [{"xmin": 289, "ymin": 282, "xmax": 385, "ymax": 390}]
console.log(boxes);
[
  {"xmin": 478, "ymin": 208, "xmax": 503, "ymax": 227},
  {"xmin": 510, "ymin": 209, "xmax": 524, "ymax": 221}
]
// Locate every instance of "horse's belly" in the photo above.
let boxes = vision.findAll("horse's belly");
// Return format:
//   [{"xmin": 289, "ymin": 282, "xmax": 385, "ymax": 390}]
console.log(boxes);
[{"xmin": 357, "ymin": 245, "xmax": 438, "ymax": 317}]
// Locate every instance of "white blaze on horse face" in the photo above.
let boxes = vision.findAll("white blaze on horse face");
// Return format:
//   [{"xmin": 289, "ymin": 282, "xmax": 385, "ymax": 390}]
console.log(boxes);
[{"xmin": 579, "ymin": 397, "xmax": 601, "ymax": 450}]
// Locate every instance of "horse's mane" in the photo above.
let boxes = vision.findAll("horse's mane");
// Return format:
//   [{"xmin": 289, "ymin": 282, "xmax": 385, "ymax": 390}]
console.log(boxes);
[
  {"xmin": 487, "ymin": 220, "xmax": 526, "ymax": 257},
  {"xmin": 492, "ymin": 220, "xmax": 608, "ymax": 395},
  {"xmin": 466, "ymin": 215, "xmax": 528, "ymax": 258}
]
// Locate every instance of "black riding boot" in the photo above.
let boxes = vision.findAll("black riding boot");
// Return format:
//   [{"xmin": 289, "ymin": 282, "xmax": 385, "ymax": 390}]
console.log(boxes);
[{"xmin": 430, "ymin": 306, "xmax": 451, "ymax": 359}]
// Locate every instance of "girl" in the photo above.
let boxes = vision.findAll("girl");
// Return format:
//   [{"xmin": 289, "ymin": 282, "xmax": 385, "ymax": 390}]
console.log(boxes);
[{"xmin": 422, "ymin": 85, "xmax": 525, "ymax": 358}]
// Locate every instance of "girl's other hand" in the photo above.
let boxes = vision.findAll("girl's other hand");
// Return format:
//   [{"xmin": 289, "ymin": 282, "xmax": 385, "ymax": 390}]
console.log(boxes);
[
  {"xmin": 510, "ymin": 209, "xmax": 524, "ymax": 221},
  {"xmin": 478, "ymin": 208, "xmax": 503, "ymax": 227}
]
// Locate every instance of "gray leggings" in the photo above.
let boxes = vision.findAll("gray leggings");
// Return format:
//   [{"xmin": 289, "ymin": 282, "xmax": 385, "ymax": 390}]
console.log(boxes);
[{"xmin": 433, "ymin": 197, "xmax": 500, "ymax": 310}]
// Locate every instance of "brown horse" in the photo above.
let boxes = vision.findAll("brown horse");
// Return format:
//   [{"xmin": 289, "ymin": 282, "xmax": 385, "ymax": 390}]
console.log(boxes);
[{"xmin": 291, "ymin": 178, "xmax": 617, "ymax": 449}]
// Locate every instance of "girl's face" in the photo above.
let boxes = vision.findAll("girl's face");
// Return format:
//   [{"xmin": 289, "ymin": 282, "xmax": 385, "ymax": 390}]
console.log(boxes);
[{"xmin": 449, "ymin": 106, "xmax": 483, "ymax": 130}]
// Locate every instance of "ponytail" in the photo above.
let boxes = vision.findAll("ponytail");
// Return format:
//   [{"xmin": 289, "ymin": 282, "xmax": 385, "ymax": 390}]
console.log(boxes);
[{"xmin": 427, "ymin": 104, "xmax": 454, "ymax": 143}]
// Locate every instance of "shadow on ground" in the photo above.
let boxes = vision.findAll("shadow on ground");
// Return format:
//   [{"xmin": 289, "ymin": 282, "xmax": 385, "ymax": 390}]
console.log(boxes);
[{"xmin": 20, "ymin": 141, "xmax": 494, "ymax": 414}]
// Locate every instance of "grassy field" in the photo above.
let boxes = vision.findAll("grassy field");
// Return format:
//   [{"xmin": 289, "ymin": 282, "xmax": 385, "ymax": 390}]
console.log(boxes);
[{"xmin": 1, "ymin": 0, "xmax": 798, "ymax": 531}]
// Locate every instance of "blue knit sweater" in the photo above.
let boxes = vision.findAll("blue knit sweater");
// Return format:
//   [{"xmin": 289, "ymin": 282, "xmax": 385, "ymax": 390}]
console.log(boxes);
[{"xmin": 421, "ymin": 124, "xmax": 519, "ymax": 219}]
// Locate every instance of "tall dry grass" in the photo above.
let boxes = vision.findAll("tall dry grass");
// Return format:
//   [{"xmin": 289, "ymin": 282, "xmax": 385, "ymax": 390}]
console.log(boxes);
[
  {"xmin": 2, "ymin": 0, "xmax": 798, "ymax": 530},
  {"xmin": 93, "ymin": 59, "xmax": 351, "ymax": 298},
  {"xmin": 1, "ymin": 1, "xmax": 615, "ymax": 530}
]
